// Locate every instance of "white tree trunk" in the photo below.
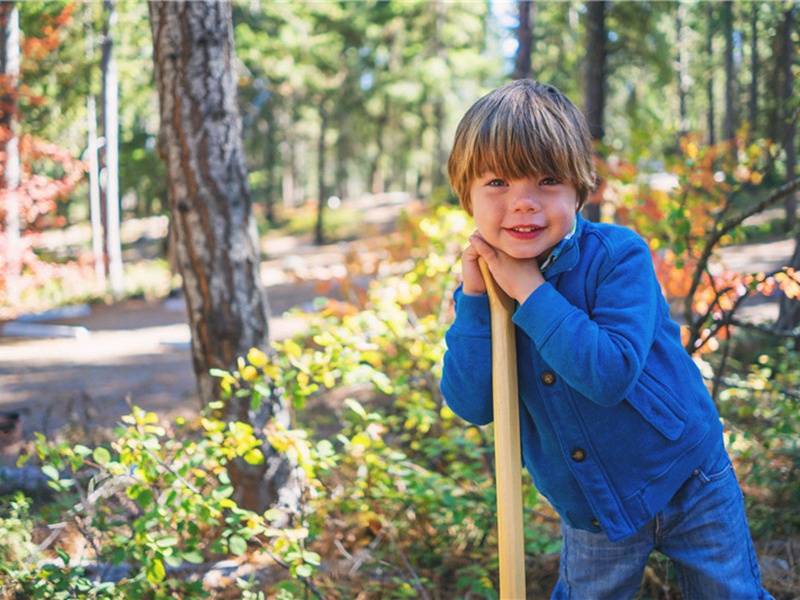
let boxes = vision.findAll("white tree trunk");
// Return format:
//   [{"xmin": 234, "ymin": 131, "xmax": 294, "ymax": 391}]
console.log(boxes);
[
  {"xmin": 102, "ymin": 0, "xmax": 124, "ymax": 297},
  {"xmin": 1, "ymin": 3, "xmax": 21, "ymax": 306}
]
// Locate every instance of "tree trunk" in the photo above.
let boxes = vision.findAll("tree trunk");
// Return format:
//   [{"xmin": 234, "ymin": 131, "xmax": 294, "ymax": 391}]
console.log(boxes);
[
  {"xmin": 722, "ymin": 0, "xmax": 735, "ymax": 143},
  {"xmin": 582, "ymin": 0, "xmax": 606, "ymax": 223},
  {"xmin": 0, "ymin": 2, "xmax": 21, "ymax": 306},
  {"xmin": 676, "ymin": 1, "xmax": 689, "ymax": 137},
  {"xmin": 748, "ymin": 2, "xmax": 758, "ymax": 135},
  {"xmin": 86, "ymin": 94, "xmax": 106, "ymax": 282},
  {"xmin": 315, "ymin": 102, "xmax": 327, "ymax": 245},
  {"xmin": 583, "ymin": 0, "xmax": 606, "ymax": 142},
  {"xmin": 775, "ymin": 5, "xmax": 798, "ymax": 333},
  {"xmin": 706, "ymin": 3, "xmax": 716, "ymax": 146},
  {"xmin": 148, "ymin": 0, "xmax": 299, "ymax": 515},
  {"xmin": 781, "ymin": 6, "xmax": 796, "ymax": 232},
  {"xmin": 775, "ymin": 239, "xmax": 800, "ymax": 332},
  {"xmin": 101, "ymin": 0, "xmax": 124, "ymax": 297},
  {"xmin": 513, "ymin": 0, "xmax": 534, "ymax": 80}
]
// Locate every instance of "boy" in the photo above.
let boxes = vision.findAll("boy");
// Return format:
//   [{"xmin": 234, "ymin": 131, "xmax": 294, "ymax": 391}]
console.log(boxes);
[{"xmin": 440, "ymin": 79, "xmax": 773, "ymax": 599}]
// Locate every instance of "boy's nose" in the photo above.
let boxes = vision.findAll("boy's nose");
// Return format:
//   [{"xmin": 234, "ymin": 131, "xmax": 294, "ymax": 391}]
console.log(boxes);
[{"xmin": 511, "ymin": 191, "xmax": 540, "ymax": 212}]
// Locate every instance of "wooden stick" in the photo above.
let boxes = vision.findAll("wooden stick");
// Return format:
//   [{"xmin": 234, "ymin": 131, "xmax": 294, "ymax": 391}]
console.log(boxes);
[{"xmin": 478, "ymin": 258, "xmax": 526, "ymax": 599}]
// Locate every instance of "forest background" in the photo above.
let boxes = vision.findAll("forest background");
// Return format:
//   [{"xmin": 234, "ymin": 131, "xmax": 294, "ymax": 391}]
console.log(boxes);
[{"xmin": 1, "ymin": 1, "xmax": 799, "ymax": 599}]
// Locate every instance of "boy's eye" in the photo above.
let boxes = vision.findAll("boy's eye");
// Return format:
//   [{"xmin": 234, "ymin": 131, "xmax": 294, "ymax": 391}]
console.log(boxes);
[
  {"xmin": 540, "ymin": 177, "xmax": 560, "ymax": 186},
  {"xmin": 487, "ymin": 178, "xmax": 507, "ymax": 187}
]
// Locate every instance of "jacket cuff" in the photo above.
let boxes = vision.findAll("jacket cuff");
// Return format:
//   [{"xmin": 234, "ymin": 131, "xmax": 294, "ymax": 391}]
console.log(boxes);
[
  {"xmin": 513, "ymin": 282, "xmax": 570, "ymax": 347},
  {"xmin": 451, "ymin": 285, "xmax": 491, "ymax": 334}
]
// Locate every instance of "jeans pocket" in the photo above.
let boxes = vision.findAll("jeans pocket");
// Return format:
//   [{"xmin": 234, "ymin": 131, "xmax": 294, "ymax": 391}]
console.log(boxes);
[{"xmin": 694, "ymin": 451, "xmax": 733, "ymax": 484}]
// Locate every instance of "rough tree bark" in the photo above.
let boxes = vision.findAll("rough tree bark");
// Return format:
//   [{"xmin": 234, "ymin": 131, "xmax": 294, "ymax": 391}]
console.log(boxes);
[{"xmin": 148, "ymin": 0, "xmax": 300, "ymax": 514}]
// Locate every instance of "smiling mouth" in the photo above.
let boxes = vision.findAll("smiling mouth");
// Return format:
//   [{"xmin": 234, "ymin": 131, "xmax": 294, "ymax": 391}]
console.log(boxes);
[{"xmin": 507, "ymin": 226, "xmax": 543, "ymax": 233}]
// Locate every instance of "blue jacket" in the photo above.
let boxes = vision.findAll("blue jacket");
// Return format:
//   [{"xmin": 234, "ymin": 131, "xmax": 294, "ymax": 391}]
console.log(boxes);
[{"xmin": 441, "ymin": 215, "xmax": 723, "ymax": 542}]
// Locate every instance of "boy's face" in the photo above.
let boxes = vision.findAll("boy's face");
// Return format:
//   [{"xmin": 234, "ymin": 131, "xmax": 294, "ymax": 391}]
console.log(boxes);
[{"xmin": 469, "ymin": 172, "xmax": 578, "ymax": 262}]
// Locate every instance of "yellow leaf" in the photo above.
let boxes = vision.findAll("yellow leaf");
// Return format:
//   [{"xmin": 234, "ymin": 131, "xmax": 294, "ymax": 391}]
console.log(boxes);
[
  {"xmin": 247, "ymin": 348, "xmax": 269, "ymax": 368},
  {"xmin": 322, "ymin": 370, "xmax": 336, "ymax": 389},
  {"xmin": 241, "ymin": 365, "xmax": 258, "ymax": 382}
]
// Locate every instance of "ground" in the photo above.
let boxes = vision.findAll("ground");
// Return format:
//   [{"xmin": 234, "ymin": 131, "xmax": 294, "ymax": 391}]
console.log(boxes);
[{"xmin": 0, "ymin": 193, "xmax": 409, "ymax": 446}]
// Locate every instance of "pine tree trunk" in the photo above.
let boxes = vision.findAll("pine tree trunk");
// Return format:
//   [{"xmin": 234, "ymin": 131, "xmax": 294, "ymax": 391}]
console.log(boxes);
[
  {"xmin": 748, "ymin": 2, "xmax": 758, "ymax": 135},
  {"xmin": 583, "ymin": 0, "xmax": 606, "ymax": 223},
  {"xmin": 781, "ymin": 6, "xmax": 796, "ymax": 232},
  {"xmin": 148, "ymin": 0, "xmax": 299, "ymax": 514},
  {"xmin": 583, "ymin": 0, "xmax": 606, "ymax": 141},
  {"xmin": 706, "ymin": 3, "xmax": 716, "ymax": 146},
  {"xmin": 513, "ymin": 0, "xmax": 534, "ymax": 80},
  {"xmin": 722, "ymin": 1, "xmax": 735, "ymax": 143},
  {"xmin": 676, "ymin": 1, "xmax": 689, "ymax": 137}
]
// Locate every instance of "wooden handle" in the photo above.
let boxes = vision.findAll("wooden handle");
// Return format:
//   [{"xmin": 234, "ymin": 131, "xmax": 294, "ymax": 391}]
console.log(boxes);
[{"xmin": 478, "ymin": 258, "xmax": 526, "ymax": 599}]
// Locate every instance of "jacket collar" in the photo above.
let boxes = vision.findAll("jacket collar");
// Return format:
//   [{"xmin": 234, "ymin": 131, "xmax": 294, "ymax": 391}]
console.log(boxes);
[{"xmin": 543, "ymin": 213, "xmax": 583, "ymax": 280}]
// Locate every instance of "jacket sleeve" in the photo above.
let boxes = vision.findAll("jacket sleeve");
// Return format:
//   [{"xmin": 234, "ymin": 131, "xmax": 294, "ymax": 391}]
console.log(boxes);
[
  {"xmin": 513, "ymin": 234, "xmax": 664, "ymax": 406},
  {"xmin": 440, "ymin": 286, "xmax": 494, "ymax": 426}
]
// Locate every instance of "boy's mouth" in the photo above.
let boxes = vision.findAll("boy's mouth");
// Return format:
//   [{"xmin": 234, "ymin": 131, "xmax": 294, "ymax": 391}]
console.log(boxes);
[{"xmin": 508, "ymin": 226, "xmax": 543, "ymax": 233}]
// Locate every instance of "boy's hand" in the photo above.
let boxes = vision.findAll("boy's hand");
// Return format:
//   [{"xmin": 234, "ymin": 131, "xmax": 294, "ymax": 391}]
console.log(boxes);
[{"xmin": 465, "ymin": 232, "xmax": 545, "ymax": 304}]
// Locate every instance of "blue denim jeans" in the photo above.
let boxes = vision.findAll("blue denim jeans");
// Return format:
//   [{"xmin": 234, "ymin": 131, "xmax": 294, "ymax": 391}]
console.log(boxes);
[{"xmin": 552, "ymin": 446, "xmax": 774, "ymax": 599}]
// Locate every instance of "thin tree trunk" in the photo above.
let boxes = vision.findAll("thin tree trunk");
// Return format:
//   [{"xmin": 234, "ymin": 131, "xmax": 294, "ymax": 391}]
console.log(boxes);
[
  {"xmin": 676, "ymin": 1, "xmax": 689, "ymax": 137},
  {"xmin": 748, "ymin": 2, "xmax": 758, "ymax": 135},
  {"xmin": 148, "ymin": 0, "xmax": 300, "ymax": 515},
  {"xmin": 513, "ymin": 0, "xmax": 534, "ymax": 80},
  {"xmin": 315, "ymin": 102, "xmax": 327, "ymax": 245},
  {"xmin": 781, "ymin": 6, "xmax": 796, "ymax": 232},
  {"xmin": 0, "ymin": 2, "xmax": 21, "ymax": 306},
  {"xmin": 775, "ymin": 240, "xmax": 800, "ymax": 332},
  {"xmin": 722, "ymin": 0, "xmax": 735, "ymax": 143},
  {"xmin": 583, "ymin": 0, "xmax": 606, "ymax": 141},
  {"xmin": 86, "ymin": 95, "xmax": 106, "ymax": 282},
  {"xmin": 774, "ymin": 4, "xmax": 798, "ymax": 332},
  {"xmin": 706, "ymin": 3, "xmax": 716, "ymax": 146},
  {"xmin": 583, "ymin": 0, "xmax": 606, "ymax": 223},
  {"xmin": 101, "ymin": 0, "xmax": 124, "ymax": 297}
]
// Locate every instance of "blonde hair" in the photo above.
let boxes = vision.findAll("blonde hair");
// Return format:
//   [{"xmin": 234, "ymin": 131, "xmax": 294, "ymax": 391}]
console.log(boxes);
[{"xmin": 447, "ymin": 79, "xmax": 596, "ymax": 215}]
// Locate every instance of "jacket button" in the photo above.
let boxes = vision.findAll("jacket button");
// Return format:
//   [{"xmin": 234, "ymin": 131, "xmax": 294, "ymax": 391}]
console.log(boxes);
[
  {"xmin": 541, "ymin": 371, "xmax": 557, "ymax": 386},
  {"xmin": 571, "ymin": 448, "xmax": 587, "ymax": 462},
  {"xmin": 591, "ymin": 518, "xmax": 600, "ymax": 527}
]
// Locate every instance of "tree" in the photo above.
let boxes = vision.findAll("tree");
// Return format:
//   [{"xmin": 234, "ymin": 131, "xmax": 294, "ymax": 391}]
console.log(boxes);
[
  {"xmin": 513, "ymin": 0, "xmax": 534, "ymax": 80},
  {"xmin": 776, "ymin": 4, "xmax": 798, "ymax": 332},
  {"xmin": 721, "ymin": 1, "xmax": 736, "ymax": 143},
  {"xmin": 583, "ymin": 0, "xmax": 606, "ymax": 223},
  {"xmin": 100, "ymin": 0, "xmax": 123, "ymax": 296},
  {"xmin": 148, "ymin": 0, "xmax": 299, "ymax": 514},
  {"xmin": 583, "ymin": 0, "xmax": 606, "ymax": 142},
  {"xmin": 0, "ymin": 2, "xmax": 21, "ymax": 306}
]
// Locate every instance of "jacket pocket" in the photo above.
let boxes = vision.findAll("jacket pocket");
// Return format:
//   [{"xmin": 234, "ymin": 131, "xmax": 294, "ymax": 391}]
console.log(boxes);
[{"xmin": 625, "ymin": 371, "xmax": 687, "ymax": 441}]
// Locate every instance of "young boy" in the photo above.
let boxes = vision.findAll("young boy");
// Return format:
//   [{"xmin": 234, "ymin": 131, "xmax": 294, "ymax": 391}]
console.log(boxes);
[{"xmin": 440, "ymin": 79, "xmax": 773, "ymax": 599}]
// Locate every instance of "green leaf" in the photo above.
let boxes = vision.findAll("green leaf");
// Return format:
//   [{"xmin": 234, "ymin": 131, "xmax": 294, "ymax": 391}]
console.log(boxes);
[
  {"xmin": 229, "ymin": 535, "xmax": 248, "ymax": 556},
  {"xmin": 41, "ymin": 464, "xmax": 60, "ymax": 480},
  {"xmin": 295, "ymin": 564, "xmax": 313, "ymax": 578},
  {"xmin": 182, "ymin": 549, "xmax": 204, "ymax": 564},
  {"xmin": 93, "ymin": 447, "xmax": 111, "ymax": 466}
]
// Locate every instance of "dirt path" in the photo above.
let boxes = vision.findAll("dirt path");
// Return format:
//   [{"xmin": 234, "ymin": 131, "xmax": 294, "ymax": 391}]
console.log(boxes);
[{"xmin": 0, "ymin": 194, "xmax": 410, "ymax": 444}]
